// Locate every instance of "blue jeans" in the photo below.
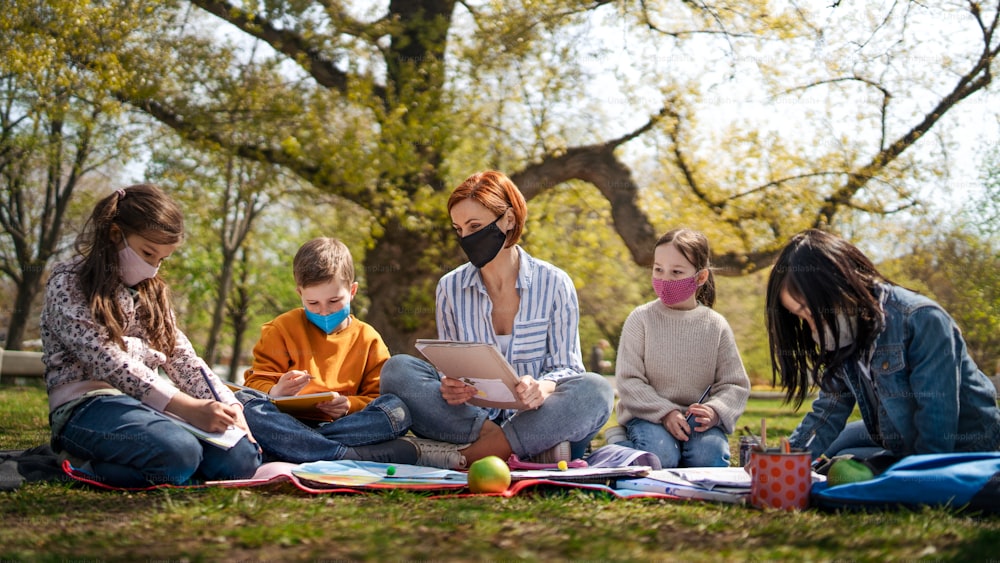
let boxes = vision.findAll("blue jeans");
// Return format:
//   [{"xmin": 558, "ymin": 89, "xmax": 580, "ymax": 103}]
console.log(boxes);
[
  {"xmin": 237, "ymin": 390, "xmax": 411, "ymax": 463},
  {"xmin": 823, "ymin": 420, "xmax": 890, "ymax": 459},
  {"xmin": 622, "ymin": 418, "xmax": 731, "ymax": 468},
  {"xmin": 56, "ymin": 394, "xmax": 261, "ymax": 488},
  {"xmin": 379, "ymin": 354, "xmax": 614, "ymax": 459}
]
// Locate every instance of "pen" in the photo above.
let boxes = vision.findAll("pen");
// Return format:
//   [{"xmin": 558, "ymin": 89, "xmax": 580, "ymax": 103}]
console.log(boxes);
[
  {"xmin": 201, "ymin": 366, "xmax": 247, "ymax": 438},
  {"xmin": 247, "ymin": 369, "xmax": 286, "ymax": 377},
  {"xmin": 811, "ymin": 453, "xmax": 829, "ymax": 470},
  {"xmin": 199, "ymin": 366, "xmax": 223, "ymax": 402},
  {"xmin": 249, "ymin": 369, "xmax": 319, "ymax": 383},
  {"xmin": 685, "ymin": 385, "xmax": 712, "ymax": 428},
  {"xmin": 804, "ymin": 431, "xmax": 816, "ymax": 449}
]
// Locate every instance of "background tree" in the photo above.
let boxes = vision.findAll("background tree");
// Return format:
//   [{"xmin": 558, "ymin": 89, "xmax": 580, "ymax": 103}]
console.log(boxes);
[
  {"xmin": 0, "ymin": 2, "xmax": 147, "ymax": 349},
  {"xmin": 149, "ymin": 139, "xmax": 278, "ymax": 366},
  {"xmin": 152, "ymin": 128, "xmax": 379, "ymax": 376},
  {"xmin": 104, "ymin": 0, "xmax": 999, "ymax": 355},
  {"xmin": 2, "ymin": 0, "xmax": 999, "ymax": 377}
]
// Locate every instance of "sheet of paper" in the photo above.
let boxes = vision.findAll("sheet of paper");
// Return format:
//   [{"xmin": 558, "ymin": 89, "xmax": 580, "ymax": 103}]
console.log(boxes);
[
  {"xmin": 459, "ymin": 377, "xmax": 517, "ymax": 403},
  {"xmin": 509, "ymin": 465, "xmax": 651, "ymax": 482},
  {"xmin": 162, "ymin": 411, "xmax": 246, "ymax": 450},
  {"xmin": 660, "ymin": 467, "xmax": 752, "ymax": 489}
]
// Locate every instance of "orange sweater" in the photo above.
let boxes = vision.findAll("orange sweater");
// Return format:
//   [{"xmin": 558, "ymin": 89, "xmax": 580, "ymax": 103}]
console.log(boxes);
[{"xmin": 243, "ymin": 309, "xmax": 389, "ymax": 420}]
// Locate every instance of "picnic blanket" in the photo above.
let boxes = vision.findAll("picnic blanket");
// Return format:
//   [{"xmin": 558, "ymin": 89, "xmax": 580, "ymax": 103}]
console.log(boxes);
[
  {"xmin": 60, "ymin": 458, "xmax": 666, "ymax": 500},
  {"xmin": 18, "ymin": 443, "xmax": 1000, "ymax": 513},
  {"xmin": 0, "ymin": 445, "xmax": 72, "ymax": 491}
]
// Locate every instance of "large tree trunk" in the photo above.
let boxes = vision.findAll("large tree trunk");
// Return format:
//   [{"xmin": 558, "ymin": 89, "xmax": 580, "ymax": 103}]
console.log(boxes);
[
  {"xmin": 363, "ymin": 216, "xmax": 456, "ymax": 354},
  {"xmin": 204, "ymin": 253, "xmax": 235, "ymax": 365},
  {"xmin": 4, "ymin": 263, "xmax": 44, "ymax": 350}
]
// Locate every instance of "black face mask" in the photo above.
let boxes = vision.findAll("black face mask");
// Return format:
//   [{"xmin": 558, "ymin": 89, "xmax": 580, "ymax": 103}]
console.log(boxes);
[{"xmin": 459, "ymin": 215, "xmax": 507, "ymax": 268}]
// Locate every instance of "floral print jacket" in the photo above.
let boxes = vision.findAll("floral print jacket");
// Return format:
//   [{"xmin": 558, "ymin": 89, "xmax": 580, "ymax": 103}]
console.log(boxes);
[{"xmin": 40, "ymin": 259, "xmax": 237, "ymax": 413}]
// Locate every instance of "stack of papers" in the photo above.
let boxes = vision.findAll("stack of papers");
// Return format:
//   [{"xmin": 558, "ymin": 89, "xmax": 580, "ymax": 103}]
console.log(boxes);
[
  {"xmin": 510, "ymin": 465, "xmax": 651, "ymax": 483},
  {"xmin": 616, "ymin": 466, "xmax": 752, "ymax": 504}
]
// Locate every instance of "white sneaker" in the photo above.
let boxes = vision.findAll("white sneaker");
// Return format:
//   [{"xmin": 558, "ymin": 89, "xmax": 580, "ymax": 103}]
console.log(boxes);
[
  {"xmin": 402, "ymin": 437, "xmax": 468, "ymax": 470},
  {"xmin": 531, "ymin": 441, "xmax": 572, "ymax": 464},
  {"xmin": 603, "ymin": 425, "xmax": 627, "ymax": 445}
]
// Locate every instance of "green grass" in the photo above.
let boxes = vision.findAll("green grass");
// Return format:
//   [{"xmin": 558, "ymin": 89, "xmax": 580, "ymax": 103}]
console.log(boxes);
[{"xmin": 1, "ymin": 384, "xmax": 998, "ymax": 562}]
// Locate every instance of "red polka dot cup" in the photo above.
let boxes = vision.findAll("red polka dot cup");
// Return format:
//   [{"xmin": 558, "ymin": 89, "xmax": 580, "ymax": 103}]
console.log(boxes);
[{"xmin": 747, "ymin": 450, "xmax": 812, "ymax": 510}]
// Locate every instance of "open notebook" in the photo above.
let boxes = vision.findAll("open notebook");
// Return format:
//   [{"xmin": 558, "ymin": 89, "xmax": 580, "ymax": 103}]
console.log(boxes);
[
  {"xmin": 414, "ymin": 340, "xmax": 528, "ymax": 410},
  {"xmin": 225, "ymin": 382, "xmax": 336, "ymax": 420}
]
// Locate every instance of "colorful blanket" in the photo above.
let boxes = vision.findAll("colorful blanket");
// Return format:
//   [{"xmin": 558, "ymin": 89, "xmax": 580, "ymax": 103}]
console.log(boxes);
[{"xmin": 61, "ymin": 459, "xmax": 670, "ymax": 500}]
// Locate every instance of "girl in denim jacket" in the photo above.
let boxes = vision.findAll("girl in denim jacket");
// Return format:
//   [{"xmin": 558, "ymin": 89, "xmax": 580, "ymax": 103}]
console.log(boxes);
[{"xmin": 766, "ymin": 229, "xmax": 1000, "ymax": 460}]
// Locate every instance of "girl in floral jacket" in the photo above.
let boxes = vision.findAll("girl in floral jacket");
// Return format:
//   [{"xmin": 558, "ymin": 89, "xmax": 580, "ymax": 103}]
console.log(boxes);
[{"xmin": 41, "ymin": 184, "xmax": 260, "ymax": 487}]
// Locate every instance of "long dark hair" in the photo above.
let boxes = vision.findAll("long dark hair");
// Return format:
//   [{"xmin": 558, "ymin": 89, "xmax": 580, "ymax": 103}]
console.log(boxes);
[
  {"xmin": 765, "ymin": 229, "xmax": 888, "ymax": 407},
  {"xmin": 75, "ymin": 184, "xmax": 184, "ymax": 353},
  {"xmin": 656, "ymin": 228, "xmax": 716, "ymax": 307}
]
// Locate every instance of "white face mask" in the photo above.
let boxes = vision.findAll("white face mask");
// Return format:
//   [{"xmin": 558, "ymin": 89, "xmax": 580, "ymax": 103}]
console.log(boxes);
[
  {"xmin": 812, "ymin": 312, "xmax": 858, "ymax": 351},
  {"xmin": 118, "ymin": 238, "xmax": 159, "ymax": 287}
]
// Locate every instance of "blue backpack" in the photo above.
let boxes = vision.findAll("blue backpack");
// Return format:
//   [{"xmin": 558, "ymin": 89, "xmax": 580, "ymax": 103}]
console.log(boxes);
[{"xmin": 811, "ymin": 452, "xmax": 1000, "ymax": 513}]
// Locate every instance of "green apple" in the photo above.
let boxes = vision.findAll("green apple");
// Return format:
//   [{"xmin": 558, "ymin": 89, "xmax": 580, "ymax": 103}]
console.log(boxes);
[
  {"xmin": 826, "ymin": 458, "xmax": 875, "ymax": 486},
  {"xmin": 467, "ymin": 455, "xmax": 511, "ymax": 493}
]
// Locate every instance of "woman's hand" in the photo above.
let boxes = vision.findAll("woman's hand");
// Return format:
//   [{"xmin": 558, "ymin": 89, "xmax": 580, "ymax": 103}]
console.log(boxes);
[
  {"xmin": 314, "ymin": 394, "xmax": 350, "ymax": 420},
  {"xmin": 165, "ymin": 393, "xmax": 237, "ymax": 433},
  {"xmin": 440, "ymin": 375, "xmax": 478, "ymax": 405},
  {"xmin": 270, "ymin": 370, "xmax": 312, "ymax": 397},
  {"xmin": 515, "ymin": 377, "xmax": 555, "ymax": 410}
]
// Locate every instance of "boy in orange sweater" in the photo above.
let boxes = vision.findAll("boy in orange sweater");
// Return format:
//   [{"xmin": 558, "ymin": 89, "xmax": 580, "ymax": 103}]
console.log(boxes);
[
  {"xmin": 243, "ymin": 237, "xmax": 386, "ymax": 422},
  {"xmin": 235, "ymin": 238, "xmax": 455, "ymax": 467}
]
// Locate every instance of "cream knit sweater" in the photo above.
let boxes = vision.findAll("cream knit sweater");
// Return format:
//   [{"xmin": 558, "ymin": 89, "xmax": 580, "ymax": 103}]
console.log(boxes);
[{"xmin": 614, "ymin": 300, "xmax": 750, "ymax": 434}]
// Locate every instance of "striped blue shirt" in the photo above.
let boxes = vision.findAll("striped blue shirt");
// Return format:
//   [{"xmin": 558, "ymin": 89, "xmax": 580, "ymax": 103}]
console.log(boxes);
[{"xmin": 436, "ymin": 246, "xmax": 586, "ymax": 384}]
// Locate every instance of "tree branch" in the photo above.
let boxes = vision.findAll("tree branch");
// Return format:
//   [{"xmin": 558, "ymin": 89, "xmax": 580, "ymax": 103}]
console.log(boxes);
[
  {"xmin": 118, "ymin": 93, "xmax": 360, "ymax": 195},
  {"xmin": 816, "ymin": 22, "xmax": 1000, "ymax": 226},
  {"xmin": 191, "ymin": 0, "xmax": 387, "ymax": 100},
  {"xmin": 511, "ymin": 105, "xmax": 777, "ymax": 273}
]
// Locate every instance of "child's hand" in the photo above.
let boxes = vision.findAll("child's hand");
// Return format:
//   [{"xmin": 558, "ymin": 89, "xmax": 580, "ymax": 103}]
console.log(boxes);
[
  {"xmin": 271, "ymin": 370, "xmax": 312, "ymax": 397},
  {"xmin": 685, "ymin": 403, "xmax": 719, "ymax": 432},
  {"xmin": 230, "ymin": 403, "xmax": 258, "ymax": 446},
  {"xmin": 663, "ymin": 410, "xmax": 692, "ymax": 442},
  {"xmin": 166, "ymin": 394, "xmax": 238, "ymax": 433},
  {"xmin": 440, "ymin": 375, "xmax": 478, "ymax": 405},
  {"xmin": 314, "ymin": 393, "xmax": 349, "ymax": 420}
]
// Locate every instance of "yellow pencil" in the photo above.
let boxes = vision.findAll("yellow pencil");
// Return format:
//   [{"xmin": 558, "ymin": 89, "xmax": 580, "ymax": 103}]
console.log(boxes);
[
  {"xmin": 249, "ymin": 369, "xmax": 319, "ymax": 383},
  {"xmin": 247, "ymin": 369, "xmax": 286, "ymax": 377}
]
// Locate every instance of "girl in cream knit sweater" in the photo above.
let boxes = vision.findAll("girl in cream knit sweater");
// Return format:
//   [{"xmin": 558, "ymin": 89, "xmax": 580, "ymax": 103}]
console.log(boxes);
[{"xmin": 608, "ymin": 229, "xmax": 750, "ymax": 468}]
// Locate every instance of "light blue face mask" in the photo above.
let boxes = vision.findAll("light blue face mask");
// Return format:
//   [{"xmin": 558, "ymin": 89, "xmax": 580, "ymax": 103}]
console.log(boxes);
[{"xmin": 305, "ymin": 303, "xmax": 350, "ymax": 334}]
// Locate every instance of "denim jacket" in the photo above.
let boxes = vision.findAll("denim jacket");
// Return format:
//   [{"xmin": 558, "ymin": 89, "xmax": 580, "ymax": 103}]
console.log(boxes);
[{"xmin": 790, "ymin": 284, "xmax": 1000, "ymax": 458}]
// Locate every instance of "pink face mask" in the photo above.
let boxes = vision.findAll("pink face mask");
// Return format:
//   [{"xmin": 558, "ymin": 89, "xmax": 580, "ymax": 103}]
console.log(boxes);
[
  {"xmin": 652, "ymin": 274, "xmax": 700, "ymax": 306},
  {"xmin": 118, "ymin": 238, "xmax": 159, "ymax": 287}
]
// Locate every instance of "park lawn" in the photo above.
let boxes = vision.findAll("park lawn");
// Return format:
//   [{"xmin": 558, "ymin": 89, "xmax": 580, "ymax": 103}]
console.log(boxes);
[{"xmin": 1, "ymin": 384, "xmax": 998, "ymax": 562}]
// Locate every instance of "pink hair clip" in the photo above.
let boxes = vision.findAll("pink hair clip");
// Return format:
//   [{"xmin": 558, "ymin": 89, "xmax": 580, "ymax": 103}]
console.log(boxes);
[{"xmin": 116, "ymin": 188, "xmax": 126, "ymax": 199}]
